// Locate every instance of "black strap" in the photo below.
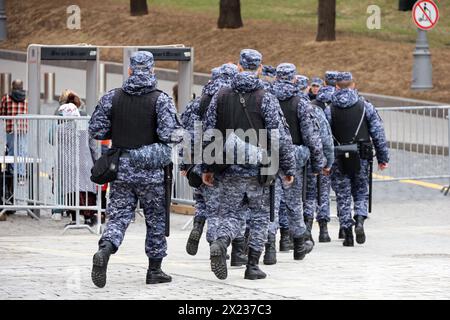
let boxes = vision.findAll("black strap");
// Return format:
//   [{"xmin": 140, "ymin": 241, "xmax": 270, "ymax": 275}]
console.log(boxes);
[{"xmin": 239, "ymin": 93, "xmax": 257, "ymax": 131}]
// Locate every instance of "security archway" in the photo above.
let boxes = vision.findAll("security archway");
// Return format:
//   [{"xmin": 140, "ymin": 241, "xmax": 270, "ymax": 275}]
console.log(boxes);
[
  {"xmin": 26, "ymin": 44, "xmax": 194, "ymax": 115},
  {"xmin": 123, "ymin": 46, "xmax": 194, "ymax": 112},
  {"xmin": 27, "ymin": 44, "xmax": 99, "ymax": 115}
]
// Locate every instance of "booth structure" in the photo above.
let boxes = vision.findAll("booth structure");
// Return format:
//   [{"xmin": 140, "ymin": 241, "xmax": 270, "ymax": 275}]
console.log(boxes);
[
  {"xmin": 27, "ymin": 44, "xmax": 99, "ymax": 115},
  {"xmin": 26, "ymin": 44, "xmax": 194, "ymax": 115}
]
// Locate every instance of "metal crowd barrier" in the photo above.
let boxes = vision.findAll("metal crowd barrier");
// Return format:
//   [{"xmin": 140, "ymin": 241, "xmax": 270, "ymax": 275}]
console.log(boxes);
[
  {"xmin": 376, "ymin": 106, "xmax": 450, "ymax": 186},
  {"xmin": 1, "ymin": 107, "xmax": 448, "ymax": 233},
  {"xmin": 0, "ymin": 115, "xmax": 103, "ymax": 234}
]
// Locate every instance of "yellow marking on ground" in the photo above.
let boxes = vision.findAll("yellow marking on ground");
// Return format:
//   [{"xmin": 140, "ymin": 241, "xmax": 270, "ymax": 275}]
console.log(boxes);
[{"xmin": 373, "ymin": 173, "xmax": 445, "ymax": 190}]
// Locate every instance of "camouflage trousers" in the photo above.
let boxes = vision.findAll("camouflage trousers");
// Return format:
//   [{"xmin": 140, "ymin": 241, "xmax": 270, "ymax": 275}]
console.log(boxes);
[
  {"xmin": 278, "ymin": 197, "xmax": 290, "ymax": 230},
  {"xmin": 100, "ymin": 180, "xmax": 167, "ymax": 259},
  {"xmin": 280, "ymin": 169, "xmax": 307, "ymax": 238},
  {"xmin": 303, "ymin": 164, "xmax": 332, "ymax": 222},
  {"xmin": 268, "ymin": 176, "xmax": 284, "ymax": 236},
  {"xmin": 331, "ymin": 159, "xmax": 370, "ymax": 229},
  {"xmin": 213, "ymin": 175, "xmax": 270, "ymax": 253}
]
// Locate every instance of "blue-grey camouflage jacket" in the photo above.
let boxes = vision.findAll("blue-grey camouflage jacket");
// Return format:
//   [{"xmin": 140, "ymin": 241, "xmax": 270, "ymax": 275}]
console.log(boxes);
[
  {"xmin": 272, "ymin": 80, "xmax": 326, "ymax": 173},
  {"xmin": 89, "ymin": 72, "xmax": 182, "ymax": 184},
  {"xmin": 203, "ymin": 72, "xmax": 296, "ymax": 177},
  {"xmin": 179, "ymin": 78, "xmax": 232, "ymax": 171},
  {"xmin": 325, "ymin": 88, "xmax": 389, "ymax": 164}
]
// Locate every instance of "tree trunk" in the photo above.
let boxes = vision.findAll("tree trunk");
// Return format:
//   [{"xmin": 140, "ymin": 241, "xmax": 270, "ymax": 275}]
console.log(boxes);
[
  {"xmin": 316, "ymin": 0, "xmax": 336, "ymax": 42},
  {"xmin": 218, "ymin": 0, "xmax": 243, "ymax": 29},
  {"xmin": 130, "ymin": 0, "xmax": 148, "ymax": 16},
  {"xmin": 398, "ymin": 0, "xmax": 416, "ymax": 11}
]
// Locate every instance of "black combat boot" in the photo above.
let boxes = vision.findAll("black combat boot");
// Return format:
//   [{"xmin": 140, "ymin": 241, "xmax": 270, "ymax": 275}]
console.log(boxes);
[
  {"xmin": 263, "ymin": 234, "xmax": 277, "ymax": 265},
  {"xmin": 338, "ymin": 227, "xmax": 345, "ymax": 239},
  {"xmin": 343, "ymin": 227, "xmax": 354, "ymax": 247},
  {"xmin": 279, "ymin": 228, "xmax": 291, "ymax": 252},
  {"xmin": 354, "ymin": 215, "xmax": 366, "ymax": 244},
  {"xmin": 210, "ymin": 237, "xmax": 230, "ymax": 280},
  {"xmin": 146, "ymin": 258, "xmax": 172, "ymax": 284},
  {"xmin": 244, "ymin": 248, "xmax": 266, "ymax": 280},
  {"xmin": 304, "ymin": 217, "xmax": 315, "ymax": 245},
  {"xmin": 293, "ymin": 236, "xmax": 307, "ymax": 260},
  {"xmin": 186, "ymin": 216, "xmax": 206, "ymax": 256},
  {"xmin": 91, "ymin": 241, "xmax": 116, "ymax": 288},
  {"xmin": 318, "ymin": 220, "xmax": 331, "ymax": 243},
  {"xmin": 231, "ymin": 237, "xmax": 248, "ymax": 267}
]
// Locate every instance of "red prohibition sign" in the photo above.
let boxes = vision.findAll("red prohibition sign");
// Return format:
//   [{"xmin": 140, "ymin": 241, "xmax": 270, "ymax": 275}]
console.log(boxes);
[{"xmin": 412, "ymin": 0, "xmax": 439, "ymax": 30}]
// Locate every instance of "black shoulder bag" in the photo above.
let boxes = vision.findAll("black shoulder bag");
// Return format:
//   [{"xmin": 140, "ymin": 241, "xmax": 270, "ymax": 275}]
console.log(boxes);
[{"xmin": 90, "ymin": 147, "xmax": 122, "ymax": 185}]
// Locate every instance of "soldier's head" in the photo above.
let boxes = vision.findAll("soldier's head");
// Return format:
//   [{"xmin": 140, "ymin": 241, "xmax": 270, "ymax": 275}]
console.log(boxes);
[
  {"xmin": 276, "ymin": 63, "xmax": 297, "ymax": 83},
  {"xmin": 295, "ymin": 75, "xmax": 310, "ymax": 93},
  {"xmin": 336, "ymin": 72, "xmax": 355, "ymax": 90},
  {"xmin": 261, "ymin": 65, "xmax": 276, "ymax": 83},
  {"xmin": 128, "ymin": 51, "xmax": 155, "ymax": 77},
  {"xmin": 324, "ymin": 71, "xmax": 339, "ymax": 87},
  {"xmin": 211, "ymin": 67, "xmax": 221, "ymax": 80},
  {"xmin": 219, "ymin": 63, "xmax": 239, "ymax": 80},
  {"xmin": 12, "ymin": 79, "xmax": 23, "ymax": 91},
  {"xmin": 237, "ymin": 49, "xmax": 263, "ymax": 75},
  {"xmin": 310, "ymin": 77, "xmax": 324, "ymax": 95}
]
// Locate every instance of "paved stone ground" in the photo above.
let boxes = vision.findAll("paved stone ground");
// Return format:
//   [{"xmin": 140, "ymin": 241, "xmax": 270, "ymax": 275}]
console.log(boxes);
[{"xmin": 1, "ymin": 180, "xmax": 450, "ymax": 300}]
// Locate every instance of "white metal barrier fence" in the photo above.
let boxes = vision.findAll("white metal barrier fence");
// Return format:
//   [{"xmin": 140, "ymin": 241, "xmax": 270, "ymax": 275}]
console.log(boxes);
[
  {"xmin": 376, "ymin": 106, "xmax": 450, "ymax": 186},
  {"xmin": 0, "ymin": 116, "xmax": 103, "ymax": 233}
]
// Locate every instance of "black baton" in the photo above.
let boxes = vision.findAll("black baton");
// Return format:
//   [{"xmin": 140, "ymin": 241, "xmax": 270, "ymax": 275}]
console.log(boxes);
[
  {"xmin": 269, "ymin": 180, "xmax": 275, "ymax": 223},
  {"xmin": 302, "ymin": 161, "xmax": 309, "ymax": 203},
  {"xmin": 317, "ymin": 173, "xmax": 322, "ymax": 207},
  {"xmin": 164, "ymin": 163, "xmax": 173, "ymax": 237}
]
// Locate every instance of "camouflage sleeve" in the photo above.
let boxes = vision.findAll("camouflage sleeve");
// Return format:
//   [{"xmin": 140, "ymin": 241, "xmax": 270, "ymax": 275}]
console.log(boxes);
[
  {"xmin": 324, "ymin": 105, "xmax": 332, "ymax": 124},
  {"xmin": 201, "ymin": 93, "xmax": 219, "ymax": 172},
  {"xmin": 88, "ymin": 89, "xmax": 116, "ymax": 140},
  {"xmin": 365, "ymin": 101, "xmax": 389, "ymax": 164},
  {"xmin": 203, "ymin": 93, "xmax": 219, "ymax": 132},
  {"xmin": 179, "ymin": 97, "xmax": 201, "ymax": 171},
  {"xmin": 156, "ymin": 92, "xmax": 183, "ymax": 144},
  {"xmin": 261, "ymin": 93, "xmax": 296, "ymax": 176},
  {"xmin": 298, "ymin": 101, "xmax": 325, "ymax": 173},
  {"xmin": 181, "ymin": 98, "xmax": 201, "ymax": 132},
  {"xmin": 315, "ymin": 108, "xmax": 335, "ymax": 168}
]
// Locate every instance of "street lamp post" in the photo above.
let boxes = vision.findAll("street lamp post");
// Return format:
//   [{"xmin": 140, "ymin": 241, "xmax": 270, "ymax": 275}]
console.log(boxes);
[
  {"xmin": 0, "ymin": 0, "xmax": 6, "ymax": 41},
  {"xmin": 411, "ymin": 28, "xmax": 433, "ymax": 90}
]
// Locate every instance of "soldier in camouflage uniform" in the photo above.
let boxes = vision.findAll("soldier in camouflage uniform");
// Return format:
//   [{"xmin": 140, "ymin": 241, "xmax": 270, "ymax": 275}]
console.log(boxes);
[
  {"xmin": 308, "ymin": 77, "xmax": 324, "ymax": 101},
  {"xmin": 304, "ymin": 78, "xmax": 335, "ymax": 243},
  {"xmin": 202, "ymin": 50, "xmax": 296, "ymax": 280},
  {"xmin": 89, "ymin": 51, "xmax": 182, "ymax": 288},
  {"xmin": 325, "ymin": 72, "xmax": 389, "ymax": 246},
  {"xmin": 261, "ymin": 65, "xmax": 276, "ymax": 92},
  {"xmin": 180, "ymin": 63, "xmax": 237, "ymax": 255},
  {"xmin": 263, "ymin": 64, "xmax": 325, "ymax": 264}
]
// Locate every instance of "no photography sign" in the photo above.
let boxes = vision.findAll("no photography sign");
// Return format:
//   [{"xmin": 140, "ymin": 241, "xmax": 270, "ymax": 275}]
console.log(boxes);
[{"xmin": 412, "ymin": 0, "xmax": 440, "ymax": 30}]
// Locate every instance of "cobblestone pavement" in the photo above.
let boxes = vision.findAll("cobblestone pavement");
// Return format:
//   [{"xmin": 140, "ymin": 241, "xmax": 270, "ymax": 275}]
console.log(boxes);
[{"xmin": 1, "ymin": 180, "xmax": 450, "ymax": 300}]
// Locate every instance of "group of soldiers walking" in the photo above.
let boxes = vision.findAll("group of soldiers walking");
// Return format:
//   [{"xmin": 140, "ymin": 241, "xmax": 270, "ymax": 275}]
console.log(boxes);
[{"xmin": 88, "ymin": 49, "xmax": 389, "ymax": 288}]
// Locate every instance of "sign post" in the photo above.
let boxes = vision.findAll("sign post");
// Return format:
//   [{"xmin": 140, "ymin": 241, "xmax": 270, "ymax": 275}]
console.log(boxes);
[{"xmin": 411, "ymin": 0, "xmax": 439, "ymax": 90}]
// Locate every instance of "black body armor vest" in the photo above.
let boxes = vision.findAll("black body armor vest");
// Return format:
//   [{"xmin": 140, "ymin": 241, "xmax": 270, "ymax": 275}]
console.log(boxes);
[
  {"xmin": 330, "ymin": 99, "xmax": 370, "ymax": 145},
  {"xmin": 111, "ymin": 89, "xmax": 162, "ymax": 149},
  {"xmin": 198, "ymin": 94, "xmax": 213, "ymax": 121},
  {"xmin": 216, "ymin": 88, "xmax": 265, "ymax": 145},
  {"xmin": 279, "ymin": 96, "xmax": 304, "ymax": 146}
]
